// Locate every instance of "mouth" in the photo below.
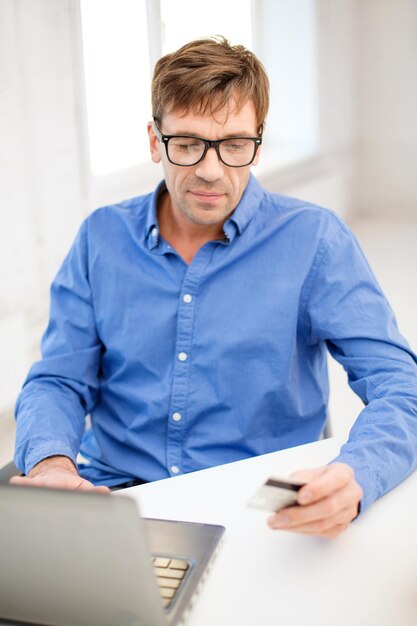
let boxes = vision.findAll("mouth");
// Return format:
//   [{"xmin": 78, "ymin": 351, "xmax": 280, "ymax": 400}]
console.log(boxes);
[{"xmin": 189, "ymin": 190, "xmax": 225, "ymax": 203}]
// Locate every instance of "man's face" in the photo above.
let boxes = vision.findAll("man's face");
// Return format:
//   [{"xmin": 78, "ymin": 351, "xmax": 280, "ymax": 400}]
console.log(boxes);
[{"xmin": 148, "ymin": 100, "xmax": 261, "ymax": 231}]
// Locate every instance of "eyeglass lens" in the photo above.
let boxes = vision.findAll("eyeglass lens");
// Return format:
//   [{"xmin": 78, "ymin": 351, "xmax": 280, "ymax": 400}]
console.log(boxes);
[{"xmin": 167, "ymin": 137, "xmax": 257, "ymax": 166}]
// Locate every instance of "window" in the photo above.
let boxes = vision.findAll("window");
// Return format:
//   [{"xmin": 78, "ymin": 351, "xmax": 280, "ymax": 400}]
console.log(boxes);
[
  {"xmin": 160, "ymin": 0, "xmax": 252, "ymax": 55},
  {"xmin": 80, "ymin": 0, "xmax": 151, "ymax": 176},
  {"xmin": 79, "ymin": 0, "xmax": 318, "ymax": 203},
  {"xmin": 255, "ymin": 0, "xmax": 319, "ymax": 174}
]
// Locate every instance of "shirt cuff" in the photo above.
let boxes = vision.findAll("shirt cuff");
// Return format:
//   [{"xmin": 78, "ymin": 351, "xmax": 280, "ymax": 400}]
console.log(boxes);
[
  {"xmin": 14, "ymin": 440, "xmax": 78, "ymax": 476},
  {"xmin": 329, "ymin": 452, "xmax": 380, "ymax": 515}
]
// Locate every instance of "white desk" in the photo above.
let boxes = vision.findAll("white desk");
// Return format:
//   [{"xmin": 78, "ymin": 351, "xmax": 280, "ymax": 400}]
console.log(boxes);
[{"xmin": 121, "ymin": 438, "xmax": 417, "ymax": 626}]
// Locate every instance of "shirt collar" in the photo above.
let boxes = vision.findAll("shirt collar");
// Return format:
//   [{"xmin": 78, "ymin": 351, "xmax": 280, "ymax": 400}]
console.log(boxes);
[
  {"xmin": 145, "ymin": 180, "xmax": 167, "ymax": 250},
  {"xmin": 223, "ymin": 174, "xmax": 264, "ymax": 242},
  {"xmin": 145, "ymin": 174, "xmax": 263, "ymax": 248}
]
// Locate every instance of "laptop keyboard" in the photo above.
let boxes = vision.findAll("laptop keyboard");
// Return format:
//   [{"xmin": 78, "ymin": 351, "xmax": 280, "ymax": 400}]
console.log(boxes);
[{"xmin": 151, "ymin": 556, "xmax": 191, "ymax": 609}]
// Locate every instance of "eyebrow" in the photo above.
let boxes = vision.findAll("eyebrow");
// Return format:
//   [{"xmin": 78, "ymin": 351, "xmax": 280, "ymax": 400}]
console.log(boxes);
[{"xmin": 165, "ymin": 130, "xmax": 258, "ymax": 138}]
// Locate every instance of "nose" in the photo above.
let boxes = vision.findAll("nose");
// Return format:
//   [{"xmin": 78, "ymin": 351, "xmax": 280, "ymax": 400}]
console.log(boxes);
[{"xmin": 194, "ymin": 146, "xmax": 224, "ymax": 181}]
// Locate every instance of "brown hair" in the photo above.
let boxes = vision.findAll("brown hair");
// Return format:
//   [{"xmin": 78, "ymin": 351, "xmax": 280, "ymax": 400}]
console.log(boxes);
[{"xmin": 151, "ymin": 36, "xmax": 269, "ymax": 134}]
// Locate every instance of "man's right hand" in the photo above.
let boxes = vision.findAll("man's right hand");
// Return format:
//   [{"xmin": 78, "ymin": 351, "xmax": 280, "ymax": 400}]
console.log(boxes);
[{"xmin": 9, "ymin": 455, "xmax": 110, "ymax": 493}]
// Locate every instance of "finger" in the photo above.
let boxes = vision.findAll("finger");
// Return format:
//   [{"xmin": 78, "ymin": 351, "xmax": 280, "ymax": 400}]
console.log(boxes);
[
  {"xmin": 296, "ymin": 463, "xmax": 354, "ymax": 505},
  {"xmin": 94, "ymin": 485, "xmax": 111, "ymax": 493},
  {"xmin": 321, "ymin": 524, "xmax": 350, "ymax": 539},
  {"xmin": 76, "ymin": 480, "xmax": 110, "ymax": 493},
  {"xmin": 10, "ymin": 473, "xmax": 110, "ymax": 493},
  {"xmin": 289, "ymin": 466, "xmax": 326, "ymax": 483},
  {"xmin": 267, "ymin": 478, "xmax": 362, "ymax": 530},
  {"xmin": 10, "ymin": 474, "xmax": 74, "ymax": 489},
  {"xmin": 9, "ymin": 476, "xmax": 52, "ymax": 489},
  {"xmin": 295, "ymin": 521, "xmax": 350, "ymax": 539},
  {"xmin": 273, "ymin": 481, "xmax": 361, "ymax": 528},
  {"xmin": 290, "ymin": 522, "xmax": 349, "ymax": 540},
  {"xmin": 9, "ymin": 475, "xmax": 30, "ymax": 486},
  {"xmin": 268, "ymin": 504, "xmax": 357, "ymax": 534},
  {"xmin": 68, "ymin": 476, "xmax": 109, "ymax": 493}
]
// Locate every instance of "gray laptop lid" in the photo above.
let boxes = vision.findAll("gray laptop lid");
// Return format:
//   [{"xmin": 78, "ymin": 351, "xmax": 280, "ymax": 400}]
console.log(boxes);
[{"xmin": 0, "ymin": 485, "xmax": 224, "ymax": 626}]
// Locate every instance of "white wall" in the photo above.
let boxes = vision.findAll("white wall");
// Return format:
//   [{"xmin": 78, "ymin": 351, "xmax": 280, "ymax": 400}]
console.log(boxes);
[
  {"xmin": 0, "ymin": 0, "xmax": 88, "ymax": 413},
  {"xmin": 354, "ymin": 0, "xmax": 417, "ymax": 218},
  {"xmin": 258, "ymin": 0, "xmax": 417, "ymax": 220},
  {"xmin": 256, "ymin": 0, "xmax": 360, "ymax": 216}
]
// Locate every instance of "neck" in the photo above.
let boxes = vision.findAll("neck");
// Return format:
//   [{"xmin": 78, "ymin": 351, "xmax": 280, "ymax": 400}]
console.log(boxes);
[{"xmin": 157, "ymin": 192, "xmax": 226, "ymax": 264}]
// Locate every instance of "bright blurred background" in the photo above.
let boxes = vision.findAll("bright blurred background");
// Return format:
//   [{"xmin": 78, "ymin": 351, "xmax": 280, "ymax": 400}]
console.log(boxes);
[{"xmin": 1, "ymin": 0, "xmax": 416, "ymax": 465}]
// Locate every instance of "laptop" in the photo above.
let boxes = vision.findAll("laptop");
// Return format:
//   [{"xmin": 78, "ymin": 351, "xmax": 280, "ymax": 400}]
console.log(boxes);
[{"xmin": 0, "ymin": 485, "xmax": 225, "ymax": 626}]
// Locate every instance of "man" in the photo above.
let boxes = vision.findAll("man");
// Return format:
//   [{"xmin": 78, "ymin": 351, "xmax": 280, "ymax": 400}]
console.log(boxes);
[{"xmin": 12, "ymin": 37, "xmax": 417, "ymax": 538}]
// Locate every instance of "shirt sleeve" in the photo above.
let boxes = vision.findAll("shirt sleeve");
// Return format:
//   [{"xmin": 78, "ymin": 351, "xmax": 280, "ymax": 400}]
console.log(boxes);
[
  {"xmin": 14, "ymin": 220, "xmax": 102, "ymax": 475},
  {"xmin": 302, "ymin": 214, "xmax": 417, "ymax": 513}
]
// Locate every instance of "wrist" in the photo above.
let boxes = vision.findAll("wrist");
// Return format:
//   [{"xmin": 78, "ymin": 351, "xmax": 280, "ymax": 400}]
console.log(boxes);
[{"xmin": 28, "ymin": 455, "xmax": 78, "ymax": 478}]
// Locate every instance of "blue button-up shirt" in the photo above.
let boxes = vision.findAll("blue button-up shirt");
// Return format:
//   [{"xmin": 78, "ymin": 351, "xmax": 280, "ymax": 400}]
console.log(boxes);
[{"xmin": 15, "ymin": 176, "xmax": 417, "ymax": 512}]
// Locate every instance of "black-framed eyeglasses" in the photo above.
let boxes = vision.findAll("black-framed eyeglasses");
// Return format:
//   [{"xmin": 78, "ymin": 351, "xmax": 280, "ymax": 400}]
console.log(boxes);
[{"xmin": 153, "ymin": 122, "xmax": 262, "ymax": 168}]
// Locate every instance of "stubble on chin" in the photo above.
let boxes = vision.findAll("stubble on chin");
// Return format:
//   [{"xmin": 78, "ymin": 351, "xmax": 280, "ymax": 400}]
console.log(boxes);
[{"xmin": 182, "ymin": 197, "xmax": 233, "ymax": 227}]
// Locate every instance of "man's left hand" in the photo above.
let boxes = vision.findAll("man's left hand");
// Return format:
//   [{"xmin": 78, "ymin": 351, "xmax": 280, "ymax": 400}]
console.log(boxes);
[{"xmin": 267, "ymin": 463, "xmax": 363, "ymax": 539}]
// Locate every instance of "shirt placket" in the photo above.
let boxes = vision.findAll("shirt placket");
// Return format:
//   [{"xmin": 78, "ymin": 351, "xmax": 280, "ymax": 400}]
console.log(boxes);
[{"xmin": 166, "ymin": 244, "xmax": 216, "ymax": 476}]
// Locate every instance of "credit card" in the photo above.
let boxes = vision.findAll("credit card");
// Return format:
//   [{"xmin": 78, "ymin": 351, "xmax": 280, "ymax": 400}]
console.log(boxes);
[{"xmin": 247, "ymin": 476, "xmax": 306, "ymax": 512}]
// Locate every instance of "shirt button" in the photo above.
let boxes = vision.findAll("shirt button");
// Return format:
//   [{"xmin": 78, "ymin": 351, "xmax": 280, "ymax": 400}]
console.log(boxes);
[
  {"xmin": 172, "ymin": 412, "xmax": 182, "ymax": 422},
  {"xmin": 183, "ymin": 294, "xmax": 193, "ymax": 303},
  {"xmin": 151, "ymin": 227, "xmax": 158, "ymax": 237},
  {"xmin": 171, "ymin": 465, "xmax": 180, "ymax": 474},
  {"xmin": 178, "ymin": 352, "xmax": 188, "ymax": 361}
]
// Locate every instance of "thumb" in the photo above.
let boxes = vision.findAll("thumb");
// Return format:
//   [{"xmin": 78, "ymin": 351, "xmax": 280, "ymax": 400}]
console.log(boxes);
[{"xmin": 289, "ymin": 466, "xmax": 327, "ymax": 483}]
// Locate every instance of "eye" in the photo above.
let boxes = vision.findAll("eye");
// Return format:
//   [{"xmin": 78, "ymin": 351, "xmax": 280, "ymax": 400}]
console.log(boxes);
[
  {"xmin": 170, "ymin": 138, "xmax": 203, "ymax": 152},
  {"xmin": 222, "ymin": 139, "xmax": 249, "ymax": 152}
]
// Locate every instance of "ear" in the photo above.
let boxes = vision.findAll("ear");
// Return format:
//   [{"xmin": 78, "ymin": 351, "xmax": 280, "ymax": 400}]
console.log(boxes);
[
  {"xmin": 147, "ymin": 121, "xmax": 162, "ymax": 164},
  {"xmin": 252, "ymin": 143, "xmax": 262, "ymax": 167}
]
